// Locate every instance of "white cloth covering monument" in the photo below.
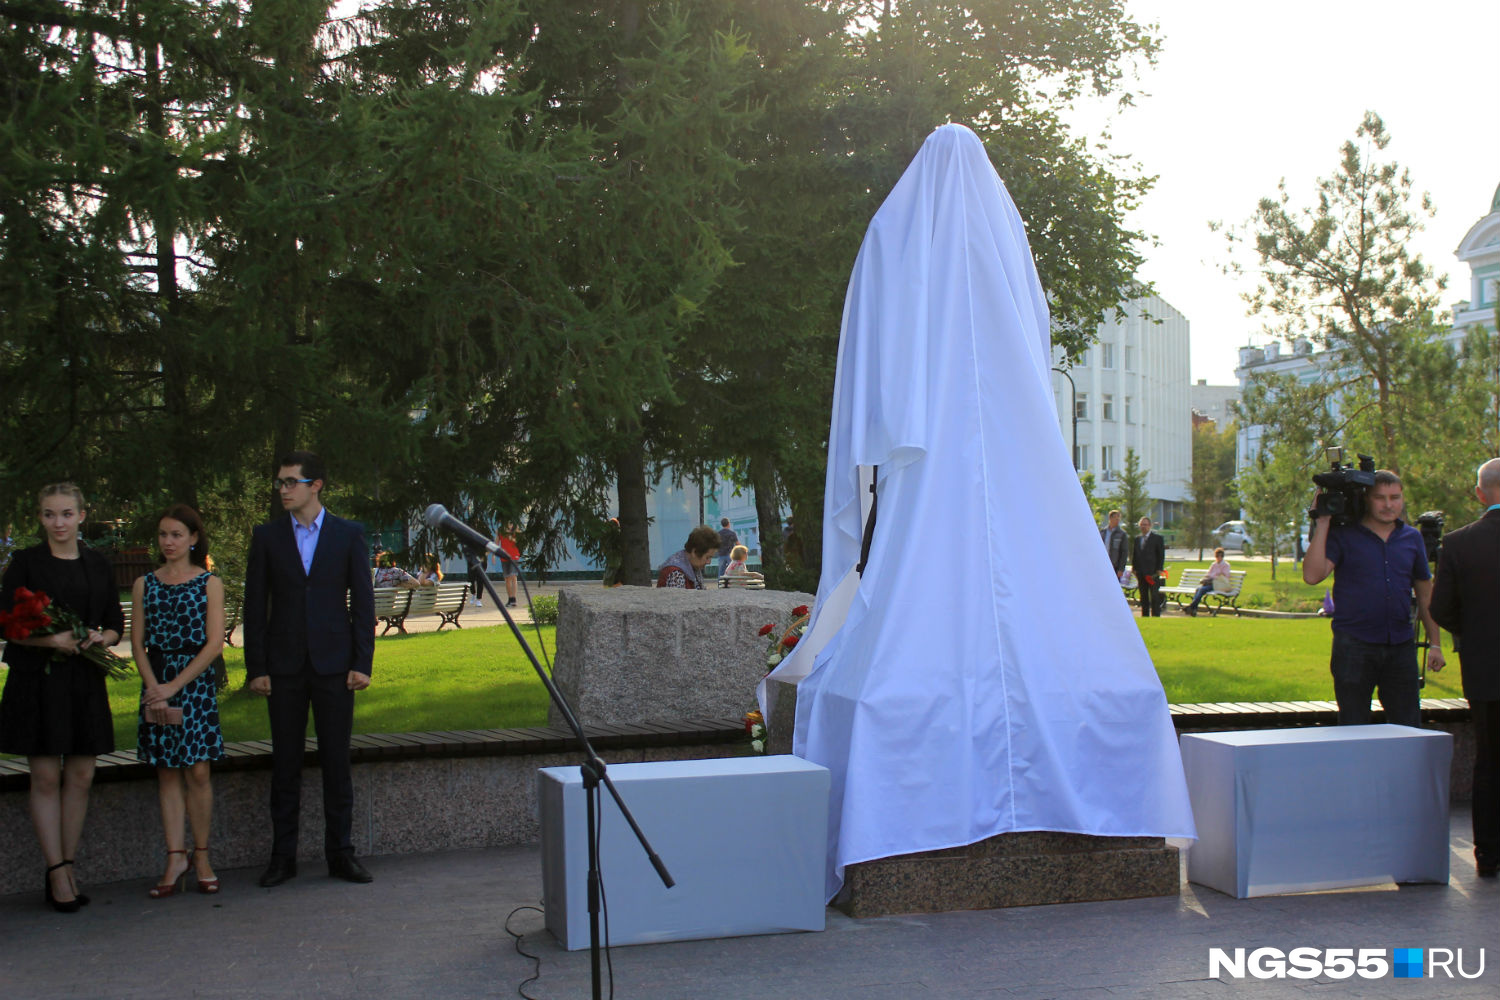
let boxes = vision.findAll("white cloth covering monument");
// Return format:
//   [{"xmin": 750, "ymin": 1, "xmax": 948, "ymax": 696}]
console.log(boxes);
[{"xmin": 762, "ymin": 123, "xmax": 1196, "ymax": 902}]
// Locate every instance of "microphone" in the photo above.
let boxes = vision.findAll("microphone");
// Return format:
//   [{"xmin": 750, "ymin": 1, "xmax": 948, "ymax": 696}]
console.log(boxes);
[{"xmin": 423, "ymin": 504, "xmax": 516, "ymax": 565}]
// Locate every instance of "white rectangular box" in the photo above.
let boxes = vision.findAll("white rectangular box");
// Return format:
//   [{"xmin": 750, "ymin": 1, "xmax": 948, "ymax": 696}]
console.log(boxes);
[
  {"xmin": 1181, "ymin": 725, "xmax": 1451, "ymax": 898},
  {"xmin": 538, "ymin": 755, "xmax": 830, "ymax": 949}
]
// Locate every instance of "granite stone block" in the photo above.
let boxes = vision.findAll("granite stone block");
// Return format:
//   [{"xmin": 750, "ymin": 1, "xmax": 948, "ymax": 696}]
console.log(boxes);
[{"xmin": 549, "ymin": 586, "xmax": 813, "ymax": 727}]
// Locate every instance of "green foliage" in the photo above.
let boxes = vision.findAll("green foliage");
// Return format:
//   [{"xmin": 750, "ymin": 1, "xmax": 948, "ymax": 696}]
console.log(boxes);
[
  {"xmin": 2, "ymin": 0, "xmax": 1167, "ymax": 584},
  {"xmin": 1106, "ymin": 447, "xmax": 1151, "ymax": 528},
  {"xmin": 1183, "ymin": 421, "xmax": 1238, "ymax": 557},
  {"xmin": 1219, "ymin": 111, "xmax": 1486, "ymax": 505},
  {"xmin": 528, "ymin": 594, "xmax": 560, "ymax": 627}
]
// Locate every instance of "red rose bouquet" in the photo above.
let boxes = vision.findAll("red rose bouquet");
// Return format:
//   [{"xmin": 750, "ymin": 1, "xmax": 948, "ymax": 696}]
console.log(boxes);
[
  {"xmin": 759, "ymin": 604, "xmax": 811, "ymax": 672},
  {"xmin": 0, "ymin": 587, "xmax": 131, "ymax": 678}
]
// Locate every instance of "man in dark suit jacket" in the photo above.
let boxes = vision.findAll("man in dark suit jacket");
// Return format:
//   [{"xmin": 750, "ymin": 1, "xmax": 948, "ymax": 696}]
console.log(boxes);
[
  {"xmin": 1132, "ymin": 516, "xmax": 1166, "ymax": 617},
  {"xmin": 244, "ymin": 451, "xmax": 376, "ymax": 886},
  {"xmin": 1430, "ymin": 457, "xmax": 1500, "ymax": 877}
]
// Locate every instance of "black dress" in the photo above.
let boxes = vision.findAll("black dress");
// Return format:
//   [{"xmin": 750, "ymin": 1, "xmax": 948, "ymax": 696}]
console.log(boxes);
[{"xmin": 0, "ymin": 545, "xmax": 122, "ymax": 756}]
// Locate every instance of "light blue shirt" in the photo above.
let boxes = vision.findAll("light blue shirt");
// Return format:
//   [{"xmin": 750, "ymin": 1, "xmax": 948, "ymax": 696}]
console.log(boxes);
[{"xmin": 291, "ymin": 507, "xmax": 326, "ymax": 575}]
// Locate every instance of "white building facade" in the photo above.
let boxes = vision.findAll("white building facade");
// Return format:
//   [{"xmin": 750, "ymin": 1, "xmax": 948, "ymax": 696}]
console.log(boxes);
[
  {"xmin": 1052, "ymin": 293, "xmax": 1192, "ymax": 524},
  {"xmin": 1190, "ymin": 380, "xmax": 1240, "ymax": 428}
]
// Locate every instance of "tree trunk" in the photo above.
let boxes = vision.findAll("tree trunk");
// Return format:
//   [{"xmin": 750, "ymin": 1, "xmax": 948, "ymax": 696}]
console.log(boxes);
[
  {"xmin": 749, "ymin": 451, "xmax": 785, "ymax": 588},
  {"xmin": 146, "ymin": 37, "xmax": 196, "ymax": 509},
  {"xmin": 614, "ymin": 441, "xmax": 652, "ymax": 586}
]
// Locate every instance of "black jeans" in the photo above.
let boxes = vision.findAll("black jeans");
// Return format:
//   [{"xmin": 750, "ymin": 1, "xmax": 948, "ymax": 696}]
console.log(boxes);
[
  {"xmin": 267, "ymin": 659, "xmax": 356, "ymax": 858},
  {"xmin": 1329, "ymin": 631, "xmax": 1420, "ymax": 728},
  {"xmin": 1472, "ymin": 700, "xmax": 1500, "ymax": 864}
]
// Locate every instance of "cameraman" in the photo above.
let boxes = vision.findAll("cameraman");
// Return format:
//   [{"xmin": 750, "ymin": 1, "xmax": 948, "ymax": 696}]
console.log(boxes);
[{"xmin": 1302, "ymin": 470, "xmax": 1444, "ymax": 728}]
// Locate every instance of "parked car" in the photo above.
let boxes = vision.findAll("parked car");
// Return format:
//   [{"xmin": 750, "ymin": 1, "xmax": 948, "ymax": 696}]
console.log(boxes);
[
  {"xmin": 1213, "ymin": 521, "xmax": 1252, "ymax": 551},
  {"xmin": 1213, "ymin": 520, "xmax": 1311, "ymax": 555}
]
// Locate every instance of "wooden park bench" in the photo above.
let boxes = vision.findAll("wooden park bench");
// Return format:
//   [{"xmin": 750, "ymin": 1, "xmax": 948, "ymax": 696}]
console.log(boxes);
[
  {"xmin": 374, "ymin": 585, "xmax": 414, "ymax": 636},
  {"xmin": 374, "ymin": 581, "xmax": 470, "ymax": 635},
  {"xmin": 1163, "ymin": 568, "xmax": 1247, "ymax": 617},
  {"xmin": 718, "ymin": 574, "xmax": 765, "ymax": 590}
]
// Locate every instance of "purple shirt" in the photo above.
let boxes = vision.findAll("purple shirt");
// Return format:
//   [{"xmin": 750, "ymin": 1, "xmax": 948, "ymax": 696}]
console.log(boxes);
[{"xmin": 1325, "ymin": 519, "xmax": 1430, "ymax": 644}]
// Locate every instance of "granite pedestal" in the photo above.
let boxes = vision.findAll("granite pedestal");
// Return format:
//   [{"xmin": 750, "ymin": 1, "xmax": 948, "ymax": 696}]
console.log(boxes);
[{"xmin": 837, "ymin": 831, "xmax": 1180, "ymax": 917}]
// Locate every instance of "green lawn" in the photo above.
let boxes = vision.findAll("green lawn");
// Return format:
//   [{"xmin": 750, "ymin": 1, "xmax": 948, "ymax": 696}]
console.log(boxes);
[
  {"xmin": 1139, "ymin": 615, "xmax": 1462, "ymax": 704},
  {"xmin": 6, "ymin": 614, "xmax": 1465, "ymax": 756},
  {"xmin": 101, "ymin": 626, "xmax": 557, "ymax": 749},
  {"xmin": 1164, "ymin": 558, "xmax": 1328, "ymax": 612}
]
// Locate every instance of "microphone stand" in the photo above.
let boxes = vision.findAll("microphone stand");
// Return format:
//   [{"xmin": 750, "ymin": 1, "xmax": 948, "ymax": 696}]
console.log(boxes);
[{"xmin": 462, "ymin": 545, "xmax": 673, "ymax": 1000}]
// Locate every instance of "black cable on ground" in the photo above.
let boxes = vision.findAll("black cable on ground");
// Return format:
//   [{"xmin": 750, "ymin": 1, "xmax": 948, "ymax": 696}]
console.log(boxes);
[{"xmin": 504, "ymin": 904, "xmax": 545, "ymax": 1000}]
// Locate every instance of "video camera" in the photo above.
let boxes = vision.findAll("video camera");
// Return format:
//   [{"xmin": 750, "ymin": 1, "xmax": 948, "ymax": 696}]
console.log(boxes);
[
  {"xmin": 1415, "ymin": 510, "xmax": 1444, "ymax": 564},
  {"xmin": 1310, "ymin": 447, "xmax": 1376, "ymax": 527}
]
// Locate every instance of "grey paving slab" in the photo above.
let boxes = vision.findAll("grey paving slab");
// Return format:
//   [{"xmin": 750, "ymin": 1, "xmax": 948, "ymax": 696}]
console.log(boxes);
[{"xmin": 1, "ymin": 810, "xmax": 1497, "ymax": 1000}]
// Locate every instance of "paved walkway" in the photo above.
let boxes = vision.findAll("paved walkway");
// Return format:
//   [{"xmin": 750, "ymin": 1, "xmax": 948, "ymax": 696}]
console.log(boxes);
[{"xmin": 2, "ymin": 808, "xmax": 1494, "ymax": 999}]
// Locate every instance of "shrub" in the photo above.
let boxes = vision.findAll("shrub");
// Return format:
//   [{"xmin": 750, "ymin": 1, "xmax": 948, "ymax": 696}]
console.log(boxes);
[{"xmin": 530, "ymin": 593, "xmax": 560, "ymax": 625}]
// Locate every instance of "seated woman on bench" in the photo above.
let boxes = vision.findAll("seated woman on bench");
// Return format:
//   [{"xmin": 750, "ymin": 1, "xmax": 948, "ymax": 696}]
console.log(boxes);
[
  {"xmin": 373, "ymin": 552, "xmax": 418, "ymax": 588},
  {"xmin": 1185, "ymin": 548, "xmax": 1231, "ymax": 616}
]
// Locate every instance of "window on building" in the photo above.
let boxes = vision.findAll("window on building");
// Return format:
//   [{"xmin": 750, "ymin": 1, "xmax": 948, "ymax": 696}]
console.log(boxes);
[
  {"xmin": 1074, "ymin": 444, "xmax": 1089, "ymax": 468},
  {"xmin": 1125, "ymin": 345, "xmax": 1135, "ymax": 371},
  {"xmin": 1075, "ymin": 393, "xmax": 1088, "ymax": 420},
  {"xmin": 1125, "ymin": 396, "xmax": 1134, "ymax": 423},
  {"xmin": 1102, "ymin": 393, "xmax": 1115, "ymax": 420},
  {"xmin": 1101, "ymin": 343, "xmax": 1115, "ymax": 369},
  {"xmin": 1101, "ymin": 445, "xmax": 1115, "ymax": 471}
]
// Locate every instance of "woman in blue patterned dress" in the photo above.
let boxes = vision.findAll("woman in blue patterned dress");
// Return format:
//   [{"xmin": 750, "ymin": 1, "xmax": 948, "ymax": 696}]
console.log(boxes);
[{"xmin": 130, "ymin": 504, "xmax": 226, "ymax": 898}]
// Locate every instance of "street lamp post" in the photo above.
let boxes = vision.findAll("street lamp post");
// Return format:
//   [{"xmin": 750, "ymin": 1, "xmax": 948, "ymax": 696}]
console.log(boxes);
[{"xmin": 1052, "ymin": 367, "xmax": 1078, "ymax": 469}]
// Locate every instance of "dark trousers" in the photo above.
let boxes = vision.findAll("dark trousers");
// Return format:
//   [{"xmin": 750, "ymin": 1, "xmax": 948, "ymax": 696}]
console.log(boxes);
[
  {"xmin": 1472, "ymin": 700, "xmax": 1500, "ymax": 864},
  {"xmin": 1329, "ymin": 631, "xmax": 1420, "ymax": 728},
  {"xmin": 267, "ymin": 660, "xmax": 355, "ymax": 858},
  {"xmin": 1138, "ymin": 579, "xmax": 1162, "ymax": 616}
]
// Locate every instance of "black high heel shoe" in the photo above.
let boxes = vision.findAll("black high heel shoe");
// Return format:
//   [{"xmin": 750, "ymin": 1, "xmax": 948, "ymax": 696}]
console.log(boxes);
[
  {"xmin": 62, "ymin": 860, "xmax": 91, "ymax": 906},
  {"xmin": 44, "ymin": 861, "xmax": 80, "ymax": 913}
]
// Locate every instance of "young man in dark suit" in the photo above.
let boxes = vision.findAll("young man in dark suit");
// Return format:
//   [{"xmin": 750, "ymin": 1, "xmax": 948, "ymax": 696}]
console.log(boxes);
[
  {"xmin": 244, "ymin": 451, "xmax": 376, "ymax": 886},
  {"xmin": 1430, "ymin": 458, "xmax": 1500, "ymax": 877},
  {"xmin": 1132, "ymin": 516, "xmax": 1165, "ymax": 617}
]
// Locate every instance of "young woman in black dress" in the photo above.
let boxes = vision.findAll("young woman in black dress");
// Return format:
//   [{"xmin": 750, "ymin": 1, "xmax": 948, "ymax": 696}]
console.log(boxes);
[
  {"xmin": 0, "ymin": 484, "xmax": 124, "ymax": 912},
  {"xmin": 132, "ymin": 505, "xmax": 226, "ymax": 898}
]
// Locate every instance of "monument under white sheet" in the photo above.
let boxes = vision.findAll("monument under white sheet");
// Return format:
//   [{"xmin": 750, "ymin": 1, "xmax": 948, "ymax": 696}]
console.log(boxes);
[{"xmin": 762, "ymin": 123, "xmax": 1196, "ymax": 901}]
